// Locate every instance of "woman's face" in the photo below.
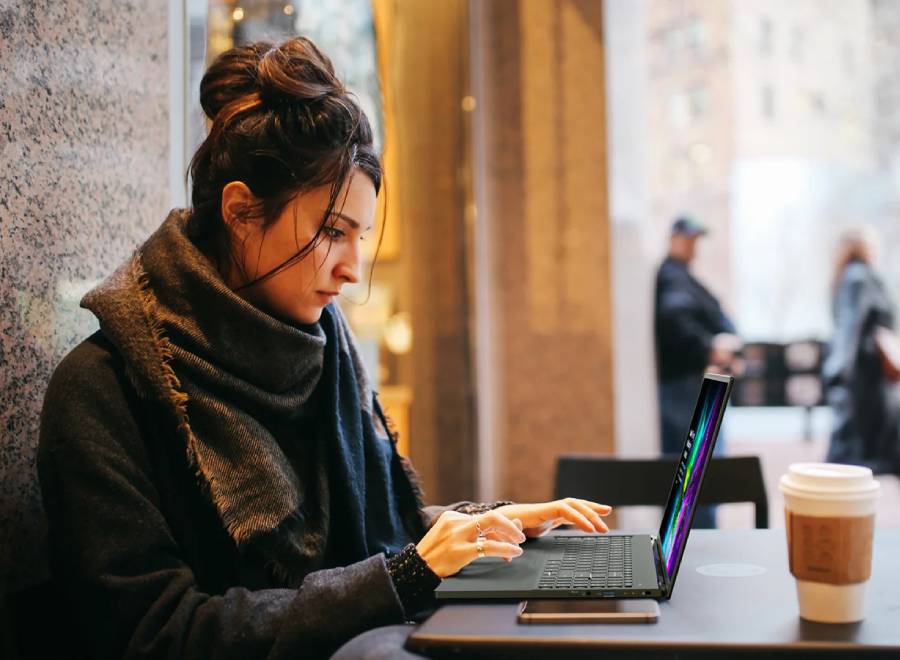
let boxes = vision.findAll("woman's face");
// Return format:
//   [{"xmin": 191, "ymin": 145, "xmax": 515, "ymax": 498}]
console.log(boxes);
[{"xmin": 222, "ymin": 169, "xmax": 377, "ymax": 325}]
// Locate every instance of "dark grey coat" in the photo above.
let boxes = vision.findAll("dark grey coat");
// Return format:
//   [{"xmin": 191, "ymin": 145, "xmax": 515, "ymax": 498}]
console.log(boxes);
[{"xmin": 38, "ymin": 333, "xmax": 454, "ymax": 659}]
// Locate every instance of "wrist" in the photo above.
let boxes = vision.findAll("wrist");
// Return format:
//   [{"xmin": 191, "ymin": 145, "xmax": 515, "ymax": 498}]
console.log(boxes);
[
  {"xmin": 386, "ymin": 543, "xmax": 441, "ymax": 617},
  {"xmin": 455, "ymin": 500, "xmax": 515, "ymax": 516}
]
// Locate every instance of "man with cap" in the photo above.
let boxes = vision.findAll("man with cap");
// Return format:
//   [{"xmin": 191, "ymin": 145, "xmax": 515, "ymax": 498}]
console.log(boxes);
[{"xmin": 654, "ymin": 216, "xmax": 742, "ymax": 528}]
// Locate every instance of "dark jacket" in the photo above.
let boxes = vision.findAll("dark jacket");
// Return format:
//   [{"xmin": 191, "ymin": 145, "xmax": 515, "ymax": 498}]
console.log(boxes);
[
  {"xmin": 37, "ymin": 332, "xmax": 442, "ymax": 659},
  {"xmin": 823, "ymin": 260, "xmax": 900, "ymax": 473},
  {"xmin": 654, "ymin": 256, "xmax": 735, "ymax": 381}
]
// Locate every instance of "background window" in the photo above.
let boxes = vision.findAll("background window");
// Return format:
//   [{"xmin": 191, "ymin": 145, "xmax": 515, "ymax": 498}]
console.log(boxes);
[
  {"xmin": 759, "ymin": 17, "xmax": 773, "ymax": 56},
  {"xmin": 761, "ymin": 84, "xmax": 775, "ymax": 120}
]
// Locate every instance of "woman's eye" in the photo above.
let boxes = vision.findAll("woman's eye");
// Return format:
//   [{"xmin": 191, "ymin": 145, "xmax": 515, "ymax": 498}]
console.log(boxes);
[{"xmin": 324, "ymin": 226, "xmax": 345, "ymax": 240}]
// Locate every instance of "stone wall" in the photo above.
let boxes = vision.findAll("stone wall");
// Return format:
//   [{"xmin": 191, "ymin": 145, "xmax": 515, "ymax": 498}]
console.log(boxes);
[{"xmin": 0, "ymin": 0, "xmax": 169, "ymax": 591}]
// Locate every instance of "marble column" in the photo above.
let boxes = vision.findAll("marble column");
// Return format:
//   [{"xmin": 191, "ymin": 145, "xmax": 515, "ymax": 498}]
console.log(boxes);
[
  {"xmin": 472, "ymin": 0, "xmax": 616, "ymax": 503},
  {"xmin": 0, "ymin": 0, "xmax": 169, "ymax": 590}
]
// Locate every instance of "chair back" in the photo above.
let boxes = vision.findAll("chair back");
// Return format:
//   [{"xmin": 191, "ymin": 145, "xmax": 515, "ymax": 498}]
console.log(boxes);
[{"xmin": 554, "ymin": 454, "xmax": 768, "ymax": 528}]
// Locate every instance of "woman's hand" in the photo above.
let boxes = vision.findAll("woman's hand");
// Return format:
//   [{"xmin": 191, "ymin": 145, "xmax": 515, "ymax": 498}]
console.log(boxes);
[
  {"xmin": 416, "ymin": 510, "xmax": 526, "ymax": 578},
  {"xmin": 493, "ymin": 499, "xmax": 612, "ymax": 538}
]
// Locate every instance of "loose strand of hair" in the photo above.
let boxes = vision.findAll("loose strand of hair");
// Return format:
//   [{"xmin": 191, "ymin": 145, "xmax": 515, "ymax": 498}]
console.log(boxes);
[
  {"xmin": 232, "ymin": 159, "xmax": 352, "ymax": 292},
  {"xmin": 341, "ymin": 166, "xmax": 387, "ymax": 307}
]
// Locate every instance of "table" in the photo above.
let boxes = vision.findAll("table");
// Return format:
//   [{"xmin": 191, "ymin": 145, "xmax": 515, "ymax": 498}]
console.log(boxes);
[{"xmin": 407, "ymin": 529, "xmax": 900, "ymax": 658}]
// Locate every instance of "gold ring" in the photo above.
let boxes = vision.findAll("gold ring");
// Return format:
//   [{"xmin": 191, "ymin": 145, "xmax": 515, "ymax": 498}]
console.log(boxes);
[
  {"xmin": 476, "ymin": 535, "xmax": 486, "ymax": 558},
  {"xmin": 474, "ymin": 515, "xmax": 484, "ymax": 538}
]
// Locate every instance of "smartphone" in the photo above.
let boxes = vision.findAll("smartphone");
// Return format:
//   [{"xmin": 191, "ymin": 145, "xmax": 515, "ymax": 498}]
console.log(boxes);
[{"xmin": 517, "ymin": 599, "xmax": 660, "ymax": 624}]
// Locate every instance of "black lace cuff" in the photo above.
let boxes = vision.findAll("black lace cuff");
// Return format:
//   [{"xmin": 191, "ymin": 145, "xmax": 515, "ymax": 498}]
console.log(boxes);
[
  {"xmin": 454, "ymin": 500, "xmax": 515, "ymax": 515},
  {"xmin": 386, "ymin": 543, "xmax": 441, "ymax": 618}
]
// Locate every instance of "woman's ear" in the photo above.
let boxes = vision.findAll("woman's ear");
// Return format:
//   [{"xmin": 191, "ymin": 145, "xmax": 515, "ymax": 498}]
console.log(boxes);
[{"xmin": 220, "ymin": 181, "xmax": 259, "ymax": 242}]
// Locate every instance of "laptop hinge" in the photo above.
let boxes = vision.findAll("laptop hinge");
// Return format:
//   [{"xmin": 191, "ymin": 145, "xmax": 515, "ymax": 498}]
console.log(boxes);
[{"xmin": 651, "ymin": 535, "xmax": 670, "ymax": 596}]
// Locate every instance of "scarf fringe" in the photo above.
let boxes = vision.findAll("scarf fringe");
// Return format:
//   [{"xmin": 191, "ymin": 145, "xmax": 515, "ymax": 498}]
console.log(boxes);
[
  {"xmin": 251, "ymin": 509, "xmax": 324, "ymax": 588},
  {"xmin": 131, "ymin": 258, "xmax": 191, "ymax": 430},
  {"xmin": 130, "ymin": 256, "xmax": 252, "ymax": 545},
  {"xmin": 378, "ymin": 400, "xmax": 429, "ymax": 535},
  {"xmin": 376, "ymin": 399, "xmax": 426, "ymax": 509}
]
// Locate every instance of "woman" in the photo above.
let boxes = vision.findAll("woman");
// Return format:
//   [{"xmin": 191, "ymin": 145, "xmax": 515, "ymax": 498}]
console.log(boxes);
[
  {"xmin": 37, "ymin": 37, "xmax": 610, "ymax": 659},
  {"xmin": 823, "ymin": 226, "xmax": 900, "ymax": 474}
]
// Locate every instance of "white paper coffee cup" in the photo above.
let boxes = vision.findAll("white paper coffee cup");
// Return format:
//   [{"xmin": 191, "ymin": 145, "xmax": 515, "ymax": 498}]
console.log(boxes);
[{"xmin": 779, "ymin": 463, "xmax": 880, "ymax": 623}]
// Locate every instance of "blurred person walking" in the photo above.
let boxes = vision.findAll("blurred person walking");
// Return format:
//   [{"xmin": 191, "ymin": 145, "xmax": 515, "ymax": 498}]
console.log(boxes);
[
  {"xmin": 654, "ymin": 217, "xmax": 742, "ymax": 528},
  {"xmin": 823, "ymin": 227, "xmax": 900, "ymax": 474}
]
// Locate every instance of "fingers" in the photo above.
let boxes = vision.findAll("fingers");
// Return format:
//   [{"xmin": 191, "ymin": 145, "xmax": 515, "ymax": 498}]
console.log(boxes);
[
  {"xmin": 524, "ymin": 519, "xmax": 560, "ymax": 538},
  {"xmin": 476, "ymin": 511, "xmax": 527, "ymax": 544},
  {"xmin": 582, "ymin": 501, "xmax": 613, "ymax": 516},
  {"xmin": 555, "ymin": 501, "xmax": 595, "ymax": 533},
  {"xmin": 477, "ymin": 539, "xmax": 523, "ymax": 561},
  {"xmin": 483, "ymin": 529, "xmax": 524, "ymax": 543},
  {"xmin": 567, "ymin": 499, "xmax": 609, "ymax": 533}
]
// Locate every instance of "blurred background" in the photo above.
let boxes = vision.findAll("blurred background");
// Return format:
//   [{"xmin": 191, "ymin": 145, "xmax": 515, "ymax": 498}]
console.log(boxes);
[{"xmin": 2, "ymin": 0, "xmax": 900, "ymax": 604}]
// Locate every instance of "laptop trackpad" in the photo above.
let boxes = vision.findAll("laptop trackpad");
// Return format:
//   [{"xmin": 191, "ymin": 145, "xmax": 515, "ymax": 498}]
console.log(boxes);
[{"xmin": 436, "ymin": 538, "xmax": 558, "ymax": 597}]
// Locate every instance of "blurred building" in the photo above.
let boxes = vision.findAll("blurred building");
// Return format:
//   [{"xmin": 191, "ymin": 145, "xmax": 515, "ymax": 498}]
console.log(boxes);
[
  {"xmin": 870, "ymin": 0, "xmax": 900, "ymax": 289},
  {"xmin": 646, "ymin": 0, "xmax": 734, "ymax": 303},
  {"xmin": 608, "ymin": 0, "xmax": 900, "ymax": 456},
  {"xmin": 646, "ymin": 0, "xmax": 877, "ymax": 335}
]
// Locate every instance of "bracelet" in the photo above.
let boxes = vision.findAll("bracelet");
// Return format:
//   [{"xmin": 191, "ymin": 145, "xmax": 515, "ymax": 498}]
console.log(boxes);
[
  {"xmin": 456, "ymin": 500, "xmax": 515, "ymax": 516},
  {"xmin": 386, "ymin": 543, "xmax": 441, "ymax": 616}
]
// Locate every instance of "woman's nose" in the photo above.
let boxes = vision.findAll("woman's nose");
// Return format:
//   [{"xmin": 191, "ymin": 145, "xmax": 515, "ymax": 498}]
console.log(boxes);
[{"xmin": 335, "ymin": 244, "xmax": 361, "ymax": 284}]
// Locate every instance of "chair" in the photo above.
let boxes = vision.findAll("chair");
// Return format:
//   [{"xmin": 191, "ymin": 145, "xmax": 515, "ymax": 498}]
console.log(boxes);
[{"xmin": 553, "ymin": 454, "xmax": 769, "ymax": 529}]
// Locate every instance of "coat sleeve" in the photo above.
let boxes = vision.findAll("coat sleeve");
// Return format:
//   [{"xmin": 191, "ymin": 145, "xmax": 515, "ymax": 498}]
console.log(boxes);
[
  {"xmin": 37, "ymin": 342, "xmax": 406, "ymax": 660},
  {"xmin": 656, "ymin": 285, "xmax": 716, "ymax": 371},
  {"xmin": 823, "ymin": 268, "xmax": 868, "ymax": 386},
  {"xmin": 420, "ymin": 502, "xmax": 516, "ymax": 529}
]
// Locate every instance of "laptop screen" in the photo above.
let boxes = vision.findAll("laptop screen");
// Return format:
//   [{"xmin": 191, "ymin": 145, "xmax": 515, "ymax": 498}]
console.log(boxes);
[{"xmin": 657, "ymin": 375, "xmax": 732, "ymax": 580}]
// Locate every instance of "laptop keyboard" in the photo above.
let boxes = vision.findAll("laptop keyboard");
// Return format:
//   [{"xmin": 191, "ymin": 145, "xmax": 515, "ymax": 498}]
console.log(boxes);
[{"xmin": 538, "ymin": 536, "xmax": 633, "ymax": 590}]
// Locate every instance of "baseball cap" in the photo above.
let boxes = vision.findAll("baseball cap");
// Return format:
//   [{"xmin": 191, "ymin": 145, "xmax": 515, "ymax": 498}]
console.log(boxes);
[{"xmin": 671, "ymin": 216, "xmax": 708, "ymax": 236}]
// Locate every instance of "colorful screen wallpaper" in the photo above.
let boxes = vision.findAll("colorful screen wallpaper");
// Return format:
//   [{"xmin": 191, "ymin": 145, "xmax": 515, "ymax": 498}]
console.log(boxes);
[{"xmin": 658, "ymin": 377, "xmax": 731, "ymax": 579}]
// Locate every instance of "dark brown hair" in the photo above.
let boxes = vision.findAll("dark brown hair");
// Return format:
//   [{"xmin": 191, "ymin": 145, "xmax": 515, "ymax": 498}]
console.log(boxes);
[{"xmin": 188, "ymin": 36, "xmax": 382, "ymax": 289}]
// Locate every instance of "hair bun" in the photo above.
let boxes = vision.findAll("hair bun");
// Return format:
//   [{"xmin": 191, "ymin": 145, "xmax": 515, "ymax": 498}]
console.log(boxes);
[
  {"xmin": 256, "ymin": 37, "xmax": 344, "ymax": 108},
  {"xmin": 198, "ymin": 37, "xmax": 343, "ymax": 122},
  {"xmin": 199, "ymin": 42, "xmax": 271, "ymax": 120}
]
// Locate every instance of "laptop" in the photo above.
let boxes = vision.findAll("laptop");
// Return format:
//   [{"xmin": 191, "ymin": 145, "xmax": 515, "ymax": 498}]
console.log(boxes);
[{"xmin": 435, "ymin": 372, "xmax": 734, "ymax": 601}]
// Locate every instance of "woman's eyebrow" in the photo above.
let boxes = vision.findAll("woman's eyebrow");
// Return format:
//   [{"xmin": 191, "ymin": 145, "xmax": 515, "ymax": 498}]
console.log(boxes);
[{"xmin": 330, "ymin": 211, "xmax": 372, "ymax": 232}]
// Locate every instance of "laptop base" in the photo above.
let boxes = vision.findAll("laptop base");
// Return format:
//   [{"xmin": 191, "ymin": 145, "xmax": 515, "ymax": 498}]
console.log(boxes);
[{"xmin": 435, "ymin": 533, "xmax": 664, "ymax": 601}]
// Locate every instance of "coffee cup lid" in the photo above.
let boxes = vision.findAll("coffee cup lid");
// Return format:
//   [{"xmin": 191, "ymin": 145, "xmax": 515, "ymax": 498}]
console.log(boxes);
[{"xmin": 779, "ymin": 463, "xmax": 880, "ymax": 500}]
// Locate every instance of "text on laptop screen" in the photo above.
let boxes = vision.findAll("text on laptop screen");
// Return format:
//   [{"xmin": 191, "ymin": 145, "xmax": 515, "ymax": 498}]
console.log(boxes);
[{"xmin": 658, "ymin": 377, "xmax": 729, "ymax": 579}]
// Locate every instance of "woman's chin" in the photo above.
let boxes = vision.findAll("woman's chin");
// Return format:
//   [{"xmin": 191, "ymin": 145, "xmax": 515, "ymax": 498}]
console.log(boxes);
[{"xmin": 293, "ymin": 306, "xmax": 324, "ymax": 325}]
